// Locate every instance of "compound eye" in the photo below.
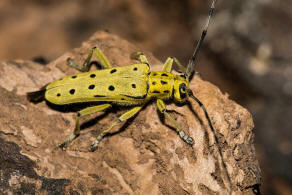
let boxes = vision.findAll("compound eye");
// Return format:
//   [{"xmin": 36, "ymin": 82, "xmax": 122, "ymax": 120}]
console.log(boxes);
[
  {"xmin": 179, "ymin": 83, "xmax": 187, "ymax": 99},
  {"xmin": 181, "ymin": 86, "xmax": 186, "ymax": 93}
]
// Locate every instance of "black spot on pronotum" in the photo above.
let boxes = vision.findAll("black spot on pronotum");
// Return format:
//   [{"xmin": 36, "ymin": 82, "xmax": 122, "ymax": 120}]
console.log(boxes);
[
  {"xmin": 133, "ymin": 67, "xmax": 138, "ymax": 71},
  {"xmin": 161, "ymin": 80, "xmax": 168, "ymax": 85},
  {"xmin": 88, "ymin": 85, "xmax": 95, "ymax": 89},
  {"xmin": 108, "ymin": 85, "xmax": 115, "ymax": 91},
  {"xmin": 180, "ymin": 74, "xmax": 187, "ymax": 79},
  {"xmin": 57, "ymin": 93, "xmax": 61, "ymax": 97},
  {"xmin": 163, "ymin": 90, "xmax": 170, "ymax": 94},
  {"xmin": 161, "ymin": 73, "xmax": 168, "ymax": 77},
  {"xmin": 90, "ymin": 74, "xmax": 96, "ymax": 78},
  {"xmin": 69, "ymin": 89, "xmax": 75, "ymax": 95},
  {"xmin": 152, "ymin": 90, "xmax": 160, "ymax": 93},
  {"xmin": 132, "ymin": 84, "xmax": 136, "ymax": 88},
  {"xmin": 179, "ymin": 83, "xmax": 187, "ymax": 99},
  {"xmin": 110, "ymin": 69, "xmax": 117, "ymax": 74},
  {"xmin": 171, "ymin": 87, "xmax": 175, "ymax": 99},
  {"xmin": 72, "ymin": 75, "xmax": 77, "ymax": 79}
]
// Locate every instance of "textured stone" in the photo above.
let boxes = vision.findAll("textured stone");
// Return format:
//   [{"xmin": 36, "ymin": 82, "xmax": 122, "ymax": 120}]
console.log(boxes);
[{"xmin": 0, "ymin": 31, "xmax": 261, "ymax": 194}]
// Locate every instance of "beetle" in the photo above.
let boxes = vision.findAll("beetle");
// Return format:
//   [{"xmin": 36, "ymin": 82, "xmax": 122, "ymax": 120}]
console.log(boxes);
[{"xmin": 27, "ymin": 0, "xmax": 216, "ymax": 152}]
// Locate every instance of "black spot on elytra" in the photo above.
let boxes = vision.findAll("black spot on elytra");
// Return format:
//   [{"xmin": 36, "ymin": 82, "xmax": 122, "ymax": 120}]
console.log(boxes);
[
  {"xmin": 88, "ymin": 85, "xmax": 95, "ymax": 89},
  {"xmin": 161, "ymin": 80, "xmax": 168, "ymax": 85},
  {"xmin": 72, "ymin": 75, "xmax": 77, "ymax": 79},
  {"xmin": 108, "ymin": 85, "xmax": 115, "ymax": 91},
  {"xmin": 123, "ymin": 94, "xmax": 147, "ymax": 99},
  {"xmin": 133, "ymin": 67, "xmax": 138, "ymax": 71},
  {"xmin": 152, "ymin": 81, "xmax": 156, "ymax": 85},
  {"xmin": 110, "ymin": 69, "xmax": 117, "ymax": 74},
  {"xmin": 69, "ymin": 89, "xmax": 75, "ymax": 95},
  {"xmin": 94, "ymin": 95, "xmax": 106, "ymax": 97},
  {"xmin": 90, "ymin": 74, "xmax": 96, "ymax": 78},
  {"xmin": 132, "ymin": 84, "xmax": 136, "ymax": 88},
  {"xmin": 152, "ymin": 90, "xmax": 160, "ymax": 93},
  {"xmin": 121, "ymin": 98, "xmax": 125, "ymax": 100},
  {"xmin": 163, "ymin": 90, "xmax": 170, "ymax": 94},
  {"xmin": 153, "ymin": 73, "xmax": 157, "ymax": 76},
  {"xmin": 161, "ymin": 73, "xmax": 168, "ymax": 77},
  {"xmin": 57, "ymin": 93, "xmax": 61, "ymax": 97}
]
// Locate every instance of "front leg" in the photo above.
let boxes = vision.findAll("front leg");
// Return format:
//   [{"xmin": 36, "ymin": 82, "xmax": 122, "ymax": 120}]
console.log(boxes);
[
  {"xmin": 162, "ymin": 57, "xmax": 186, "ymax": 73},
  {"xmin": 156, "ymin": 99, "xmax": 194, "ymax": 145}
]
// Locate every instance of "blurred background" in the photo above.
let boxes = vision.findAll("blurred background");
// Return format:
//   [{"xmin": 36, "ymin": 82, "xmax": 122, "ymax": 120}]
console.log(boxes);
[{"xmin": 0, "ymin": 0, "xmax": 291, "ymax": 194}]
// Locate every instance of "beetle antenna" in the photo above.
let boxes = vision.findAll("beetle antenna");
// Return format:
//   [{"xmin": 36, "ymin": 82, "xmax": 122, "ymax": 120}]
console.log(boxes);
[
  {"xmin": 186, "ymin": 0, "xmax": 216, "ymax": 78},
  {"xmin": 187, "ymin": 89, "xmax": 232, "ymax": 194}
]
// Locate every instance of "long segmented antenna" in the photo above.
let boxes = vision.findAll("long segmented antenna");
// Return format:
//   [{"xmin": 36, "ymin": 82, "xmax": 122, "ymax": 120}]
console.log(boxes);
[
  {"xmin": 188, "ymin": 90, "xmax": 232, "ymax": 194},
  {"xmin": 186, "ymin": 0, "xmax": 216, "ymax": 78}
]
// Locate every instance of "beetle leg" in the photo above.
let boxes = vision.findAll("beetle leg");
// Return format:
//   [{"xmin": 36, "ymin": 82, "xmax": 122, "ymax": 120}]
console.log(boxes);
[
  {"xmin": 67, "ymin": 47, "xmax": 112, "ymax": 72},
  {"xmin": 91, "ymin": 105, "xmax": 143, "ymax": 151},
  {"xmin": 156, "ymin": 99, "xmax": 194, "ymax": 145},
  {"xmin": 162, "ymin": 57, "xmax": 174, "ymax": 72},
  {"xmin": 67, "ymin": 48, "xmax": 94, "ymax": 72},
  {"xmin": 173, "ymin": 57, "xmax": 186, "ymax": 73},
  {"xmin": 92, "ymin": 47, "xmax": 112, "ymax": 69},
  {"xmin": 59, "ymin": 104, "xmax": 112, "ymax": 149},
  {"xmin": 162, "ymin": 57, "xmax": 186, "ymax": 73},
  {"xmin": 130, "ymin": 52, "xmax": 149, "ymax": 65}
]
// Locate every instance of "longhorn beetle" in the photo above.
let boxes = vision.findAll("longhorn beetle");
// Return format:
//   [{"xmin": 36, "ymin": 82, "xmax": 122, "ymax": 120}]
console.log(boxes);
[
  {"xmin": 27, "ymin": 0, "xmax": 217, "ymax": 152},
  {"xmin": 28, "ymin": 1, "xmax": 233, "ymax": 192}
]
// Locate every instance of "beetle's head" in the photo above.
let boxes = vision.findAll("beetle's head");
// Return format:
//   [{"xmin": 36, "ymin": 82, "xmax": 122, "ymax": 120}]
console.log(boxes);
[{"xmin": 173, "ymin": 74, "xmax": 189, "ymax": 102}]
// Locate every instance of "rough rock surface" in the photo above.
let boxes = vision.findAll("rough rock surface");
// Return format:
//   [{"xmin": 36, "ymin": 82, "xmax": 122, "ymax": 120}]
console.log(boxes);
[{"xmin": 0, "ymin": 31, "xmax": 261, "ymax": 194}]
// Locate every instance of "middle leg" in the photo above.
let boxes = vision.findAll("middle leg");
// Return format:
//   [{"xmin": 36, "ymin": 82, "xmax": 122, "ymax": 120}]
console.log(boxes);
[
  {"xmin": 130, "ymin": 52, "xmax": 149, "ymax": 65},
  {"xmin": 91, "ymin": 105, "xmax": 144, "ymax": 151}
]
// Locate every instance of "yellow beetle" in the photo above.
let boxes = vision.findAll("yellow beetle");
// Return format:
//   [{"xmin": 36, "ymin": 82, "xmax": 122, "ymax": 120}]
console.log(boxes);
[{"xmin": 27, "ymin": 0, "xmax": 216, "ymax": 152}]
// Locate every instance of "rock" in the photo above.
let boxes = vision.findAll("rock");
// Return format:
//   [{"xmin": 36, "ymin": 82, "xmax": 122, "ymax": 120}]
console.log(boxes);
[{"xmin": 0, "ymin": 31, "xmax": 261, "ymax": 194}]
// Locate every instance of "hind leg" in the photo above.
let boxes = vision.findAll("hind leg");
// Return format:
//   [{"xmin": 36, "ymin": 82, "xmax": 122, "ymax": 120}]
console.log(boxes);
[
  {"xmin": 59, "ymin": 104, "xmax": 112, "ymax": 149},
  {"xmin": 67, "ymin": 47, "xmax": 112, "ymax": 72}
]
